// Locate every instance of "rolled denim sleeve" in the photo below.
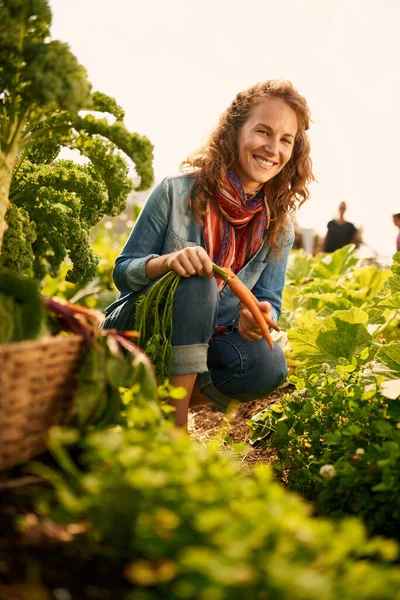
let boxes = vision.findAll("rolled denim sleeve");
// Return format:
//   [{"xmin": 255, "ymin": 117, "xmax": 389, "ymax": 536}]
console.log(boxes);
[
  {"xmin": 252, "ymin": 219, "xmax": 294, "ymax": 323},
  {"xmin": 113, "ymin": 178, "xmax": 171, "ymax": 292}
]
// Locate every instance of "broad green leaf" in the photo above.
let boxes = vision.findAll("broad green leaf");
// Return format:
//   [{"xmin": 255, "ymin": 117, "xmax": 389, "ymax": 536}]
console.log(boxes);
[
  {"xmin": 378, "ymin": 294, "xmax": 400, "ymax": 309},
  {"xmin": 285, "ymin": 250, "xmax": 315, "ymax": 284},
  {"xmin": 364, "ymin": 308, "xmax": 386, "ymax": 325},
  {"xmin": 288, "ymin": 312, "xmax": 334, "ymax": 369},
  {"xmin": 289, "ymin": 308, "xmax": 372, "ymax": 370},
  {"xmin": 352, "ymin": 266, "xmax": 391, "ymax": 301},
  {"xmin": 316, "ymin": 309, "xmax": 371, "ymax": 360},
  {"xmin": 282, "ymin": 284, "xmax": 308, "ymax": 312},
  {"xmin": 311, "ymin": 245, "xmax": 359, "ymax": 279},
  {"xmin": 300, "ymin": 279, "xmax": 338, "ymax": 295},
  {"xmin": 324, "ymin": 307, "xmax": 369, "ymax": 326},
  {"xmin": 302, "ymin": 293, "xmax": 352, "ymax": 316},
  {"xmin": 385, "ymin": 275, "xmax": 400, "ymax": 295},
  {"xmin": 0, "ymin": 270, "xmax": 44, "ymax": 341},
  {"xmin": 375, "ymin": 343, "xmax": 400, "ymax": 380}
]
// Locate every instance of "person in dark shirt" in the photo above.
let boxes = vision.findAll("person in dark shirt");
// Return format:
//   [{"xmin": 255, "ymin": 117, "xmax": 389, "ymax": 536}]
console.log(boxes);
[
  {"xmin": 392, "ymin": 213, "xmax": 400, "ymax": 252},
  {"xmin": 322, "ymin": 201, "xmax": 359, "ymax": 253}
]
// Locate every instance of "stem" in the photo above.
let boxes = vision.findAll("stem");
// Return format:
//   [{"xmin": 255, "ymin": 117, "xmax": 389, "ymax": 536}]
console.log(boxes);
[
  {"xmin": 19, "ymin": 122, "xmax": 70, "ymax": 148},
  {"xmin": 0, "ymin": 151, "xmax": 16, "ymax": 254},
  {"xmin": 7, "ymin": 109, "xmax": 29, "ymax": 152},
  {"xmin": 212, "ymin": 263, "xmax": 233, "ymax": 282}
]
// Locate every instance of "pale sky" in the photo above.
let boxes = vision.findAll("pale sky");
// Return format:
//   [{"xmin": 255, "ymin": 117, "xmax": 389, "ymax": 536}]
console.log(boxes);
[{"xmin": 49, "ymin": 0, "xmax": 400, "ymax": 260}]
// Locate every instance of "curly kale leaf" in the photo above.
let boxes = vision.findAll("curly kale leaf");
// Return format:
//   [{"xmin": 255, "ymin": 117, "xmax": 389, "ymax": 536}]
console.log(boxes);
[
  {"xmin": 74, "ymin": 114, "xmax": 154, "ymax": 190},
  {"xmin": 0, "ymin": 204, "xmax": 36, "ymax": 275},
  {"xmin": 8, "ymin": 162, "xmax": 100, "ymax": 282}
]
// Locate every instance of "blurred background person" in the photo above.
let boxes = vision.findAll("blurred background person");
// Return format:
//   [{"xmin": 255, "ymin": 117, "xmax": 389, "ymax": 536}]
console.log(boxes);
[
  {"xmin": 392, "ymin": 213, "xmax": 400, "ymax": 252},
  {"xmin": 321, "ymin": 201, "xmax": 361, "ymax": 253}
]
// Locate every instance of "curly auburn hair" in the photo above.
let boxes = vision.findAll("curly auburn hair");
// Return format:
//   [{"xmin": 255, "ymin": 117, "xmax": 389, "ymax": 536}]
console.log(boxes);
[{"xmin": 181, "ymin": 79, "xmax": 315, "ymax": 251}]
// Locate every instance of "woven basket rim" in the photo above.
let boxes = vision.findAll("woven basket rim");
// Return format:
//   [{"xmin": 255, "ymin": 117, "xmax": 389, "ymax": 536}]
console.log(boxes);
[{"xmin": 0, "ymin": 334, "xmax": 84, "ymax": 352}]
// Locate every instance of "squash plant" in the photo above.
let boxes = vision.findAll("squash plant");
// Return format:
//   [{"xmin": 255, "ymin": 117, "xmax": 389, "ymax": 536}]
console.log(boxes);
[{"xmin": 248, "ymin": 248, "xmax": 400, "ymax": 538}]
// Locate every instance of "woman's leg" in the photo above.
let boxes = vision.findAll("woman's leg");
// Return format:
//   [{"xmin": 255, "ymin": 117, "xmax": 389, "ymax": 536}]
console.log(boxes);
[
  {"xmin": 196, "ymin": 329, "xmax": 288, "ymax": 412},
  {"xmin": 102, "ymin": 276, "xmax": 219, "ymax": 426},
  {"xmin": 169, "ymin": 373, "xmax": 198, "ymax": 426},
  {"xmin": 169, "ymin": 276, "xmax": 218, "ymax": 426}
]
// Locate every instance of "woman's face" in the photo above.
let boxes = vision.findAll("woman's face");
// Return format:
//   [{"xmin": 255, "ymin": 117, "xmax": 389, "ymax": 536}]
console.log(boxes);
[{"xmin": 235, "ymin": 97, "xmax": 298, "ymax": 194}]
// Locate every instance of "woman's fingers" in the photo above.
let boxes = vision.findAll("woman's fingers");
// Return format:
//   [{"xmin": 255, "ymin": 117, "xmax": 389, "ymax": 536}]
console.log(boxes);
[
  {"xmin": 239, "ymin": 301, "xmax": 277, "ymax": 341},
  {"xmin": 195, "ymin": 247, "xmax": 214, "ymax": 278},
  {"xmin": 169, "ymin": 247, "xmax": 214, "ymax": 277}
]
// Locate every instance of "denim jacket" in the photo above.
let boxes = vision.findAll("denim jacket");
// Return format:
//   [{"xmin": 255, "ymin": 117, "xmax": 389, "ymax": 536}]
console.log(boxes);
[{"xmin": 108, "ymin": 173, "xmax": 294, "ymax": 326}]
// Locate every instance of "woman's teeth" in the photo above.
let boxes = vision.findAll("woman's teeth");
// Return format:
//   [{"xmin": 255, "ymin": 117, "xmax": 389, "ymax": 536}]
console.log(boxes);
[{"xmin": 254, "ymin": 156, "xmax": 275, "ymax": 168}]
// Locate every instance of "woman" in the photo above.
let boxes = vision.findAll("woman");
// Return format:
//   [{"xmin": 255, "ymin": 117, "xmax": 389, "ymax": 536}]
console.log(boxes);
[{"xmin": 103, "ymin": 80, "xmax": 314, "ymax": 427}]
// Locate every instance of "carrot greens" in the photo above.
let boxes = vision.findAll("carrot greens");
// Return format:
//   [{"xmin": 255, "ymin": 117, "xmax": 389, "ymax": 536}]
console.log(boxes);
[{"xmin": 134, "ymin": 264, "xmax": 279, "ymax": 381}]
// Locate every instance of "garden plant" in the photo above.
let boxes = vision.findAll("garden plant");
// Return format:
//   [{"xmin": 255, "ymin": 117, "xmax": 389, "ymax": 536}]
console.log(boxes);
[
  {"xmin": 249, "ymin": 246, "xmax": 400, "ymax": 538},
  {"xmin": 0, "ymin": 0, "xmax": 154, "ymax": 283}
]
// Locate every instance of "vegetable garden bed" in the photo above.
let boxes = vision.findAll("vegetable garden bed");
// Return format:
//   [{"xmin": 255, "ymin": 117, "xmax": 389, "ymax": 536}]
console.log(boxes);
[{"xmin": 0, "ymin": 393, "xmax": 280, "ymax": 600}]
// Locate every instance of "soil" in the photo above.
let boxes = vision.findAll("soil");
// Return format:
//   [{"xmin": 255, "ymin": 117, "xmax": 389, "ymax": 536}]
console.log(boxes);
[{"xmin": 0, "ymin": 394, "xmax": 281, "ymax": 600}]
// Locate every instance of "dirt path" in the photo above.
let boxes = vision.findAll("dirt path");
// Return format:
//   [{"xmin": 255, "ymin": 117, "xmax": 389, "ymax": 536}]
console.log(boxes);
[{"xmin": 188, "ymin": 393, "xmax": 282, "ymax": 471}]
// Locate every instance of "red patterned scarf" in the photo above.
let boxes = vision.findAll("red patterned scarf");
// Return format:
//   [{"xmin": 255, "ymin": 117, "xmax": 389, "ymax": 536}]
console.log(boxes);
[{"xmin": 204, "ymin": 169, "xmax": 270, "ymax": 291}]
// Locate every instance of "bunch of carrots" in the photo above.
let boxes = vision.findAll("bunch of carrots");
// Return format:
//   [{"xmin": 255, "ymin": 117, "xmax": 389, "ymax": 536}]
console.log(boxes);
[{"xmin": 135, "ymin": 263, "xmax": 279, "ymax": 382}]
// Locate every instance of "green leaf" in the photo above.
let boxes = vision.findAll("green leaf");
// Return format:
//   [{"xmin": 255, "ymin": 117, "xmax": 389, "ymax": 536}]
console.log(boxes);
[
  {"xmin": 0, "ymin": 270, "xmax": 44, "ymax": 341},
  {"xmin": 375, "ymin": 343, "xmax": 400, "ymax": 380},
  {"xmin": 311, "ymin": 245, "xmax": 359, "ymax": 279},
  {"xmin": 316, "ymin": 308, "xmax": 371, "ymax": 361},
  {"xmin": 378, "ymin": 293, "xmax": 400, "ymax": 310},
  {"xmin": 169, "ymin": 385, "xmax": 188, "ymax": 400},
  {"xmin": 289, "ymin": 308, "xmax": 372, "ymax": 371},
  {"xmin": 365, "ymin": 308, "xmax": 386, "ymax": 325},
  {"xmin": 285, "ymin": 250, "xmax": 315, "ymax": 284},
  {"xmin": 352, "ymin": 266, "xmax": 391, "ymax": 301}
]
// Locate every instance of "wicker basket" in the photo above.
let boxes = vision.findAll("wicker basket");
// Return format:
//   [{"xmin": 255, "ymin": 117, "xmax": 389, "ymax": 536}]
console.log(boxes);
[{"xmin": 0, "ymin": 335, "xmax": 85, "ymax": 471}]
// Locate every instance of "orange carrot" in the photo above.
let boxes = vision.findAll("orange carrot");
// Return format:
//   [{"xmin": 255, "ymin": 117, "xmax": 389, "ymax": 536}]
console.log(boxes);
[{"xmin": 212, "ymin": 265, "xmax": 279, "ymax": 351}]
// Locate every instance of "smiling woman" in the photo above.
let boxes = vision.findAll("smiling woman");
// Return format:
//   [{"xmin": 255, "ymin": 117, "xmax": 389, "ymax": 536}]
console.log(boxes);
[{"xmin": 102, "ymin": 80, "xmax": 315, "ymax": 427}]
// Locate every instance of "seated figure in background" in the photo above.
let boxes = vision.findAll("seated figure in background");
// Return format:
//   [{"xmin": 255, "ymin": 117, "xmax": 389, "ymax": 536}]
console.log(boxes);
[{"xmin": 322, "ymin": 201, "xmax": 361, "ymax": 253}]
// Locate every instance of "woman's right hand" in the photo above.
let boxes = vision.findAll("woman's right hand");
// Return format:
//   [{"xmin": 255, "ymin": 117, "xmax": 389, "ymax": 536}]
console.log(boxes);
[
  {"xmin": 165, "ymin": 246, "xmax": 214, "ymax": 278},
  {"xmin": 146, "ymin": 246, "xmax": 214, "ymax": 281}
]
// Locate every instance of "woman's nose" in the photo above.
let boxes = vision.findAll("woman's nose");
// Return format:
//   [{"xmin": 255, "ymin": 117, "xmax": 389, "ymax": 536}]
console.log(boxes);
[{"xmin": 264, "ymin": 135, "xmax": 278, "ymax": 155}]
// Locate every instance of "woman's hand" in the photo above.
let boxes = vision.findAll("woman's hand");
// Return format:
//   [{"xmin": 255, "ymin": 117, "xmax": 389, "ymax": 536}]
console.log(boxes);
[
  {"xmin": 146, "ymin": 246, "xmax": 214, "ymax": 280},
  {"xmin": 238, "ymin": 300, "xmax": 273, "ymax": 341},
  {"xmin": 165, "ymin": 246, "xmax": 214, "ymax": 278}
]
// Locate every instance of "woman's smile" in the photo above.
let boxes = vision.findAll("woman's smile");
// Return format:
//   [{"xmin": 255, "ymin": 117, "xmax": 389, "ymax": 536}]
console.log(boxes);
[{"xmin": 253, "ymin": 155, "xmax": 277, "ymax": 169}]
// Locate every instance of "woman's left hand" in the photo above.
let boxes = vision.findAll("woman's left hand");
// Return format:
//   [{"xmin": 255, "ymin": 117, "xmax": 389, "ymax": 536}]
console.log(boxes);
[{"xmin": 238, "ymin": 301, "xmax": 273, "ymax": 341}]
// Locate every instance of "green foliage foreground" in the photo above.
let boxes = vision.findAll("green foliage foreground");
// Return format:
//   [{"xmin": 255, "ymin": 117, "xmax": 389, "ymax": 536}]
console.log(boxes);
[{"xmin": 33, "ymin": 415, "xmax": 400, "ymax": 600}]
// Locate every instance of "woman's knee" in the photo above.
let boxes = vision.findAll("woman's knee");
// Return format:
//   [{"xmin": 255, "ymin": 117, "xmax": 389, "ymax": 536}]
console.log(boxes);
[
  {"xmin": 249, "ymin": 341, "xmax": 288, "ymax": 396},
  {"xmin": 172, "ymin": 276, "xmax": 219, "ymax": 344},
  {"xmin": 212, "ymin": 337, "xmax": 288, "ymax": 402},
  {"xmin": 174, "ymin": 275, "xmax": 218, "ymax": 309}
]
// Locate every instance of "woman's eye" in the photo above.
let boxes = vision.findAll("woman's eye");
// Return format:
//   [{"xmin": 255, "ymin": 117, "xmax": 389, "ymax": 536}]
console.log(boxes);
[{"xmin": 282, "ymin": 138, "xmax": 292, "ymax": 145}]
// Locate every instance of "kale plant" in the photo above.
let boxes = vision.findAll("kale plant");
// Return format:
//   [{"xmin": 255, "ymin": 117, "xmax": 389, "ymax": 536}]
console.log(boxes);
[{"xmin": 0, "ymin": 0, "xmax": 154, "ymax": 282}]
